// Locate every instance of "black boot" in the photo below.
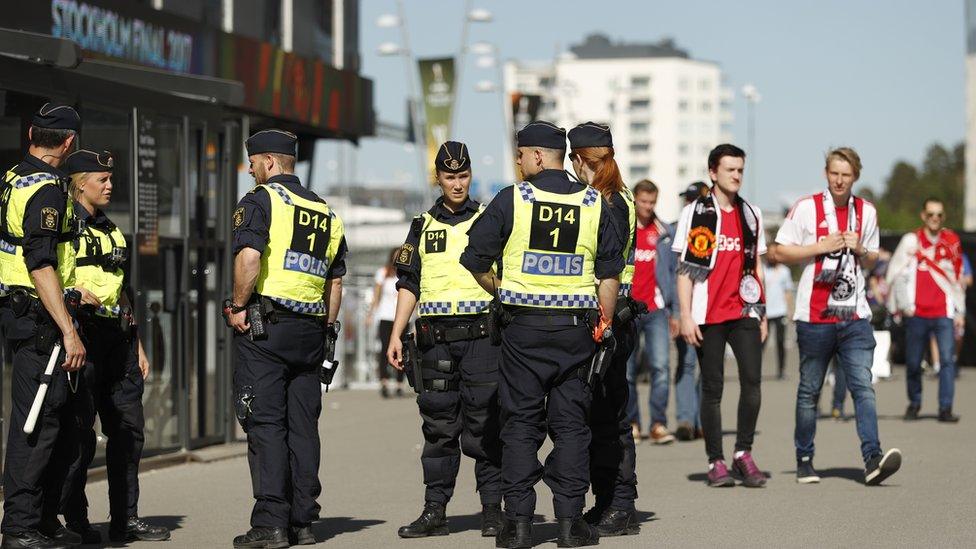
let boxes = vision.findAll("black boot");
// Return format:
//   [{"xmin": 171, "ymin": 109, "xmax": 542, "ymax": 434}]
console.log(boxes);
[
  {"xmin": 397, "ymin": 502, "xmax": 448, "ymax": 538},
  {"xmin": 0, "ymin": 530, "xmax": 69, "ymax": 549},
  {"xmin": 938, "ymin": 408, "xmax": 960, "ymax": 423},
  {"xmin": 36, "ymin": 519, "xmax": 80, "ymax": 547},
  {"xmin": 904, "ymin": 404, "xmax": 920, "ymax": 420},
  {"xmin": 595, "ymin": 509, "xmax": 639, "ymax": 536},
  {"xmin": 556, "ymin": 517, "xmax": 599, "ymax": 548},
  {"xmin": 495, "ymin": 516, "xmax": 532, "ymax": 549},
  {"xmin": 481, "ymin": 503, "xmax": 503, "ymax": 537},
  {"xmin": 109, "ymin": 517, "xmax": 171, "ymax": 542},
  {"xmin": 232, "ymin": 527, "xmax": 288, "ymax": 549},
  {"xmin": 64, "ymin": 520, "xmax": 102, "ymax": 544},
  {"xmin": 582, "ymin": 501, "xmax": 608, "ymax": 526},
  {"xmin": 289, "ymin": 524, "xmax": 315, "ymax": 545}
]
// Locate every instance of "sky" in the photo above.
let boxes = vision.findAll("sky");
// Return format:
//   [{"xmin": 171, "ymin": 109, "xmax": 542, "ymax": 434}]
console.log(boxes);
[{"xmin": 318, "ymin": 0, "xmax": 967, "ymax": 214}]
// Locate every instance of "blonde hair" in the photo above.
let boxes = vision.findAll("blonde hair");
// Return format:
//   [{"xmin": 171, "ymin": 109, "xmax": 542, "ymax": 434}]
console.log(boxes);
[
  {"xmin": 69, "ymin": 172, "xmax": 93, "ymax": 198},
  {"xmin": 825, "ymin": 147, "xmax": 862, "ymax": 180}
]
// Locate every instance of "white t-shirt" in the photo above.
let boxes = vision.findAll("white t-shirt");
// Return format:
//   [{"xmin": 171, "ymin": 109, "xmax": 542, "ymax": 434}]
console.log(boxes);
[
  {"xmin": 373, "ymin": 268, "xmax": 399, "ymax": 322},
  {"xmin": 774, "ymin": 194, "xmax": 879, "ymax": 323},
  {"xmin": 763, "ymin": 263, "xmax": 794, "ymax": 319}
]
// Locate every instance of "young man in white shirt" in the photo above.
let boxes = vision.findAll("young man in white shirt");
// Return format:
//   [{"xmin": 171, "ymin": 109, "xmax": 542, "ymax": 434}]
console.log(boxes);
[{"xmin": 775, "ymin": 147, "xmax": 902, "ymax": 486}]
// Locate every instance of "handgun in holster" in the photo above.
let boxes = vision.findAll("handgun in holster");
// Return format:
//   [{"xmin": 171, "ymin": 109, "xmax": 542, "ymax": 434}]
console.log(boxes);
[
  {"xmin": 319, "ymin": 322, "xmax": 341, "ymax": 390},
  {"xmin": 487, "ymin": 296, "xmax": 509, "ymax": 346},
  {"xmin": 400, "ymin": 331, "xmax": 423, "ymax": 394},
  {"xmin": 584, "ymin": 327, "xmax": 616, "ymax": 387}
]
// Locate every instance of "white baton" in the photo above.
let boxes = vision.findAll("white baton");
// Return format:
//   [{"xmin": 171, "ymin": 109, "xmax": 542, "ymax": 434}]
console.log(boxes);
[{"xmin": 23, "ymin": 342, "xmax": 62, "ymax": 435}]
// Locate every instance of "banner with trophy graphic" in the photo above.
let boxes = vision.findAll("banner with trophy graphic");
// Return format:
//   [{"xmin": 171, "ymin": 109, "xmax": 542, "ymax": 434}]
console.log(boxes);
[{"xmin": 418, "ymin": 56, "xmax": 456, "ymax": 183}]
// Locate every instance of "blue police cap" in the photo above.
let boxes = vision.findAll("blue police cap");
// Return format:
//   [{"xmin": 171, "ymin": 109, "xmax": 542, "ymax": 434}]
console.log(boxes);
[
  {"xmin": 32, "ymin": 103, "xmax": 80, "ymax": 131},
  {"xmin": 246, "ymin": 129, "xmax": 297, "ymax": 156},
  {"xmin": 516, "ymin": 121, "xmax": 566, "ymax": 149},
  {"xmin": 568, "ymin": 122, "xmax": 613, "ymax": 149},
  {"xmin": 435, "ymin": 141, "xmax": 471, "ymax": 173},
  {"xmin": 64, "ymin": 149, "xmax": 114, "ymax": 175}
]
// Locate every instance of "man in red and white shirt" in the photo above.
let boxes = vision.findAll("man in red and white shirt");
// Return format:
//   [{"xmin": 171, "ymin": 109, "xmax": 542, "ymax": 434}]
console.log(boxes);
[
  {"xmin": 674, "ymin": 144, "xmax": 768, "ymax": 488},
  {"xmin": 886, "ymin": 197, "xmax": 963, "ymax": 423},
  {"xmin": 775, "ymin": 147, "xmax": 901, "ymax": 487}
]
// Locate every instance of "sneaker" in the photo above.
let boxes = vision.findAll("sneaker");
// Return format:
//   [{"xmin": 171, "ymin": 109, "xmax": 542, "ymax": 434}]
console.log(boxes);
[
  {"xmin": 796, "ymin": 456, "xmax": 821, "ymax": 484},
  {"xmin": 706, "ymin": 459, "xmax": 734, "ymax": 487},
  {"xmin": 904, "ymin": 405, "xmax": 920, "ymax": 421},
  {"xmin": 731, "ymin": 452, "xmax": 767, "ymax": 488},
  {"xmin": 380, "ymin": 385, "xmax": 390, "ymax": 399},
  {"xmin": 865, "ymin": 448, "xmax": 902, "ymax": 486},
  {"xmin": 649, "ymin": 423, "xmax": 675, "ymax": 445},
  {"xmin": 674, "ymin": 421, "xmax": 695, "ymax": 442},
  {"xmin": 630, "ymin": 421, "xmax": 642, "ymax": 444},
  {"xmin": 938, "ymin": 408, "xmax": 960, "ymax": 423},
  {"xmin": 37, "ymin": 519, "xmax": 81, "ymax": 546}
]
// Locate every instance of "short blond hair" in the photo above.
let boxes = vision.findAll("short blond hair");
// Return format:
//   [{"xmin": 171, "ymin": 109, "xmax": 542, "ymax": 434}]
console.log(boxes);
[
  {"xmin": 69, "ymin": 172, "xmax": 93, "ymax": 198},
  {"xmin": 825, "ymin": 147, "xmax": 862, "ymax": 180}
]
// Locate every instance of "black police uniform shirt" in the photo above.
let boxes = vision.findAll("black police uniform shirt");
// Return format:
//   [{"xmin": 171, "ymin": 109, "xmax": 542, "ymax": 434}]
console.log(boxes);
[
  {"xmin": 395, "ymin": 196, "xmax": 482, "ymax": 299},
  {"xmin": 232, "ymin": 173, "xmax": 348, "ymax": 278},
  {"xmin": 73, "ymin": 201, "xmax": 131, "ymax": 289},
  {"xmin": 9, "ymin": 154, "xmax": 70, "ymax": 273},
  {"xmin": 459, "ymin": 169, "xmax": 628, "ymax": 280}
]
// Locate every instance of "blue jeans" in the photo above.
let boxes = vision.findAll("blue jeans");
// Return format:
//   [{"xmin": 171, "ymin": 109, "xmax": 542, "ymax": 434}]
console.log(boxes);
[
  {"xmin": 904, "ymin": 316, "xmax": 956, "ymax": 410},
  {"xmin": 795, "ymin": 320, "xmax": 881, "ymax": 464},
  {"xmin": 674, "ymin": 337, "xmax": 700, "ymax": 428},
  {"xmin": 625, "ymin": 309, "xmax": 670, "ymax": 428},
  {"xmin": 830, "ymin": 359, "xmax": 847, "ymax": 414}
]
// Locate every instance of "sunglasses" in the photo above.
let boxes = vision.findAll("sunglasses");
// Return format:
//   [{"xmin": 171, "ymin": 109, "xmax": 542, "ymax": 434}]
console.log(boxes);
[{"xmin": 924, "ymin": 212, "xmax": 945, "ymax": 219}]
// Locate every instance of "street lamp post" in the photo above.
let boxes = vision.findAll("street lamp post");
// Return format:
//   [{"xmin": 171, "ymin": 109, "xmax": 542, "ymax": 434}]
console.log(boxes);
[
  {"xmin": 451, "ymin": 6, "xmax": 493, "ymax": 139},
  {"xmin": 741, "ymin": 83, "xmax": 761, "ymax": 198}
]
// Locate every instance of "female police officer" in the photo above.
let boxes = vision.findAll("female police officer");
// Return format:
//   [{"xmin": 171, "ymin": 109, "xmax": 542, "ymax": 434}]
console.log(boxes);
[
  {"xmin": 54, "ymin": 149, "xmax": 170, "ymax": 544},
  {"xmin": 386, "ymin": 141, "xmax": 503, "ymax": 539},
  {"xmin": 568, "ymin": 123, "xmax": 640, "ymax": 537}
]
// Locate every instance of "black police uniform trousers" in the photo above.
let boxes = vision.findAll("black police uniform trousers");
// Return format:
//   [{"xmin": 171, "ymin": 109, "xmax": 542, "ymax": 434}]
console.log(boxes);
[
  {"xmin": 498, "ymin": 311, "xmax": 596, "ymax": 520},
  {"xmin": 234, "ymin": 313, "xmax": 325, "ymax": 529},
  {"xmin": 1, "ymin": 310, "xmax": 75, "ymax": 535},
  {"xmin": 416, "ymin": 318, "xmax": 502, "ymax": 507},
  {"xmin": 587, "ymin": 319, "xmax": 638, "ymax": 513},
  {"xmin": 51, "ymin": 317, "xmax": 146, "ymax": 529}
]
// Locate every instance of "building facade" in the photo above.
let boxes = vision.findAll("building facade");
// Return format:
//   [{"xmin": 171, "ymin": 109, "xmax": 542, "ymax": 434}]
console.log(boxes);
[
  {"xmin": 0, "ymin": 0, "xmax": 373, "ymax": 466},
  {"xmin": 504, "ymin": 34, "xmax": 734, "ymax": 220}
]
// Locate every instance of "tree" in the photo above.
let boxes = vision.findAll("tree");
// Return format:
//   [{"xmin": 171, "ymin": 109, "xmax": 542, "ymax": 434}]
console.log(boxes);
[{"xmin": 873, "ymin": 142, "xmax": 964, "ymax": 232}]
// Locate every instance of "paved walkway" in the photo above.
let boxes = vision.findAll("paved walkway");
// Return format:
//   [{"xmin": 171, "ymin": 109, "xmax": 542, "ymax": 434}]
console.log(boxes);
[{"xmin": 61, "ymin": 361, "xmax": 976, "ymax": 547}]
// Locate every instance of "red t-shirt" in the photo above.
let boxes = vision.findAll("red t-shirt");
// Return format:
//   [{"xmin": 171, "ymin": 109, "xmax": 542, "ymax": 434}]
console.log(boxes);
[
  {"xmin": 915, "ymin": 230, "xmax": 961, "ymax": 318},
  {"xmin": 632, "ymin": 222, "xmax": 661, "ymax": 312},
  {"xmin": 705, "ymin": 207, "xmax": 746, "ymax": 324}
]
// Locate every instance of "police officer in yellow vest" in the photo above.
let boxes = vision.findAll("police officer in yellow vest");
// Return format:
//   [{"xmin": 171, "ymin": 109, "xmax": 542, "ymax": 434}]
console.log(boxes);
[
  {"xmin": 568, "ymin": 123, "xmax": 642, "ymax": 537},
  {"xmin": 44, "ymin": 149, "xmax": 170, "ymax": 545},
  {"xmin": 0, "ymin": 103, "xmax": 86, "ymax": 549},
  {"xmin": 460, "ymin": 121, "xmax": 627, "ymax": 548},
  {"xmin": 386, "ymin": 141, "xmax": 503, "ymax": 539},
  {"xmin": 227, "ymin": 129, "xmax": 347, "ymax": 549}
]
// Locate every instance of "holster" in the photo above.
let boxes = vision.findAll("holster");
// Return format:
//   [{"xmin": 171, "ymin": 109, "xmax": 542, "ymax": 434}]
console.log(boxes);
[
  {"xmin": 487, "ymin": 297, "xmax": 510, "ymax": 345},
  {"xmin": 319, "ymin": 360, "xmax": 338, "ymax": 389},
  {"xmin": 582, "ymin": 328, "xmax": 616, "ymax": 387},
  {"xmin": 324, "ymin": 321, "xmax": 340, "ymax": 363},
  {"xmin": 414, "ymin": 318, "xmax": 435, "ymax": 349},
  {"xmin": 419, "ymin": 358, "xmax": 458, "ymax": 392},
  {"xmin": 400, "ymin": 332, "xmax": 423, "ymax": 394}
]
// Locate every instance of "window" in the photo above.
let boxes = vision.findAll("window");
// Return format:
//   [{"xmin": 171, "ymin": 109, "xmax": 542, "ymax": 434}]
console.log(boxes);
[
  {"xmin": 629, "ymin": 121, "xmax": 649, "ymax": 133},
  {"xmin": 678, "ymin": 100, "xmax": 689, "ymax": 112},
  {"xmin": 630, "ymin": 165, "xmax": 649, "ymax": 179},
  {"xmin": 630, "ymin": 76, "xmax": 650, "ymax": 89},
  {"xmin": 629, "ymin": 98, "xmax": 650, "ymax": 111},
  {"xmin": 699, "ymin": 79, "xmax": 711, "ymax": 91},
  {"xmin": 629, "ymin": 142, "xmax": 650, "ymax": 153},
  {"xmin": 700, "ymin": 101, "xmax": 712, "ymax": 113},
  {"xmin": 678, "ymin": 77, "xmax": 690, "ymax": 91},
  {"xmin": 678, "ymin": 143, "xmax": 690, "ymax": 155}
]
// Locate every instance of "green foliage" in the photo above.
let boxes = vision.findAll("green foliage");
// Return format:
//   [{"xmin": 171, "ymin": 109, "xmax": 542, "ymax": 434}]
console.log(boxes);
[{"xmin": 872, "ymin": 142, "xmax": 964, "ymax": 232}]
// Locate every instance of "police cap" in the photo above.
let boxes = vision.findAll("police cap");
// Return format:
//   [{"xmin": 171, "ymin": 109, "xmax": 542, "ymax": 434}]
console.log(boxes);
[
  {"xmin": 516, "ymin": 121, "xmax": 566, "ymax": 149},
  {"xmin": 246, "ymin": 129, "xmax": 297, "ymax": 156},
  {"xmin": 64, "ymin": 149, "xmax": 114, "ymax": 175},
  {"xmin": 680, "ymin": 181, "xmax": 710, "ymax": 200},
  {"xmin": 435, "ymin": 141, "xmax": 471, "ymax": 173},
  {"xmin": 32, "ymin": 103, "xmax": 80, "ymax": 131},
  {"xmin": 568, "ymin": 122, "xmax": 612, "ymax": 149}
]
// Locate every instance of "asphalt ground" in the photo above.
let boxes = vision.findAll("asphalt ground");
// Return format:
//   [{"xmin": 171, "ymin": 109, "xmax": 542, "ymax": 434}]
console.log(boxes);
[{"xmin": 36, "ymin": 355, "xmax": 976, "ymax": 548}]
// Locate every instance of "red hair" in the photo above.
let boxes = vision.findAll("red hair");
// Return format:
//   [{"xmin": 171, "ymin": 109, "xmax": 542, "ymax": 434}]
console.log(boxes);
[{"xmin": 574, "ymin": 147, "xmax": 624, "ymax": 201}]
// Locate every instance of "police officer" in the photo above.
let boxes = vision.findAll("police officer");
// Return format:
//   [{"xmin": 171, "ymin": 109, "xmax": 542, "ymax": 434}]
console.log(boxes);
[
  {"xmin": 0, "ymin": 103, "xmax": 85, "ymax": 549},
  {"xmin": 44, "ymin": 149, "xmax": 170, "ymax": 544},
  {"xmin": 567, "ymin": 123, "xmax": 641, "ymax": 536},
  {"xmin": 386, "ymin": 141, "xmax": 503, "ymax": 539},
  {"xmin": 228, "ymin": 129, "xmax": 347, "ymax": 548},
  {"xmin": 460, "ymin": 121, "xmax": 627, "ymax": 548}
]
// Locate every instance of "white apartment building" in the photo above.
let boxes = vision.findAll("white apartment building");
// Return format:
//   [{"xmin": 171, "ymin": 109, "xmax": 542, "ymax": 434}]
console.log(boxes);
[{"xmin": 504, "ymin": 34, "xmax": 734, "ymax": 220}]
